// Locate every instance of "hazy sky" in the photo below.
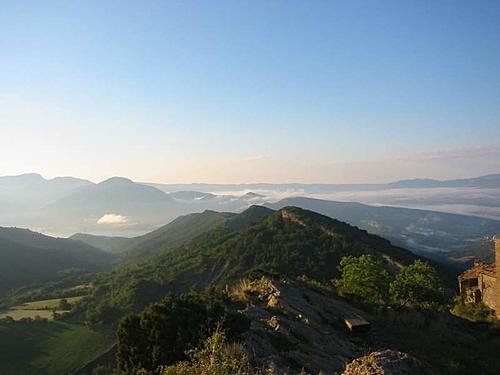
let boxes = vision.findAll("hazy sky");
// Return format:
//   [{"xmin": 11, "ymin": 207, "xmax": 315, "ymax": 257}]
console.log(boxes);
[{"xmin": 1, "ymin": 1, "xmax": 500, "ymax": 183}]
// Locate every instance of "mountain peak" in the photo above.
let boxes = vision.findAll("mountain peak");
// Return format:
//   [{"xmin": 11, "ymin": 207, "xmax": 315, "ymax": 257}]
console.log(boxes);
[
  {"xmin": 50, "ymin": 176, "xmax": 93, "ymax": 184},
  {"xmin": 98, "ymin": 177, "xmax": 135, "ymax": 186},
  {"xmin": 225, "ymin": 205, "xmax": 274, "ymax": 231},
  {"xmin": 242, "ymin": 192, "xmax": 264, "ymax": 198},
  {"xmin": 278, "ymin": 206, "xmax": 328, "ymax": 222},
  {"xmin": 12, "ymin": 173, "xmax": 45, "ymax": 182},
  {"xmin": 242, "ymin": 205, "xmax": 273, "ymax": 215}
]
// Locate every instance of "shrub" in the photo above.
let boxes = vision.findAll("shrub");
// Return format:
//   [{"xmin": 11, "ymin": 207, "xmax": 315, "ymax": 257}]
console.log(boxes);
[
  {"xmin": 230, "ymin": 279, "xmax": 253, "ymax": 303},
  {"xmin": 59, "ymin": 298, "xmax": 73, "ymax": 310},
  {"xmin": 334, "ymin": 255, "xmax": 391, "ymax": 303},
  {"xmin": 389, "ymin": 260, "xmax": 444, "ymax": 307},
  {"xmin": 160, "ymin": 328, "xmax": 253, "ymax": 375},
  {"xmin": 451, "ymin": 298, "xmax": 496, "ymax": 322},
  {"xmin": 116, "ymin": 292, "xmax": 249, "ymax": 374}
]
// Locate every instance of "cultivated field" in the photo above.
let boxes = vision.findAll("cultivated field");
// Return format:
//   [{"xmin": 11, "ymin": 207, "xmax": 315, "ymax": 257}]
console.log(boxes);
[{"xmin": 0, "ymin": 296, "xmax": 84, "ymax": 321}]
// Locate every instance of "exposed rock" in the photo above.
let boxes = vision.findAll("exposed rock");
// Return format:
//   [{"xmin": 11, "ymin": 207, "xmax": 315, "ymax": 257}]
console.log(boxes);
[
  {"xmin": 267, "ymin": 294, "xmax": 281, "ymax": 310},
  {"xmin": 267, "ymin": 316, "xmax": 280, "ymax": 331},
  {"xmin": 342, "ymin": 350, "xmax": 435, "ymax": 375},
  {"xmin": 235, "ymin": 278, "xmax": 375, "ymax": 374},
  {"xmin": 234, "ymin": 279, "xmax": 436, "ymax": 374}
]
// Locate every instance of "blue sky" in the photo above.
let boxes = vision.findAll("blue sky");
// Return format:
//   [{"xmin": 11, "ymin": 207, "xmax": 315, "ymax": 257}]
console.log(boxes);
[{"xmin": 1, "ymin": 0, "xmax": 499, "ymax": 183}]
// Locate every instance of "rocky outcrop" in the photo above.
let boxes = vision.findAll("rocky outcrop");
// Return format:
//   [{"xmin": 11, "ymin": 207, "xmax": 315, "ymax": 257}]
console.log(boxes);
[
  {"xmin": 231, "ymin": 278, "xmax": 436, "ymax": 375},
  {"xmin": 342, "ymin": 350, "xmax": 435, "ymax": 375},
  {"xmin": 233, "ymin": 278, "xmax": 374, "ymax": 374}
]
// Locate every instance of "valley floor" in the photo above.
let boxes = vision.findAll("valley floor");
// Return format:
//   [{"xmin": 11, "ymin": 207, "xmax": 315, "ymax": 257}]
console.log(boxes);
[{"xmin": 0, "ymin": 320, "xmax": 113, "ymax": 375}]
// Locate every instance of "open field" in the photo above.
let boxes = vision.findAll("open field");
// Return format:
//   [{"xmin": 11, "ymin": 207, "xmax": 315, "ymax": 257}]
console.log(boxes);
[
  {"xmin": 0, "ymin": 296, "xmax": 84, "ymax": 321},
  {"xmin": 21, "ymin": 296, "xmax": 83, "ymax": 310},
  {"xmin": 0, "ymin": 320, "xmax": 113, "ymax": 375},
  {"xmin": 0, "ymin": 309, "xmax": 54, "ymax": 320}
]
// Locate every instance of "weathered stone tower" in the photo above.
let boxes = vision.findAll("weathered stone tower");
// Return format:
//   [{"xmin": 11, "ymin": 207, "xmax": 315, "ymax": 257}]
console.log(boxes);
[{"xmin": 495, "ymin": 234, "xmax": 500, "ymax": 318}]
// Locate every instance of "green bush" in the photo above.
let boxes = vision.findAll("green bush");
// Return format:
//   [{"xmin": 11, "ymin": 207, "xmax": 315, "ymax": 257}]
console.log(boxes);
[
  {"xmin": 334, "ymin": 255, "xmax": 391, "ymax": 303},
  {"xmin": 389, "ymin": 260, "xmax": 444, "ymax": 307},
  {"xmin": 116, "ymin": 291, "xmax": 249, "ymax": 374},
  {"xmin": 451, "ymin": 298, "xmax": 496, "ymax": 322}
]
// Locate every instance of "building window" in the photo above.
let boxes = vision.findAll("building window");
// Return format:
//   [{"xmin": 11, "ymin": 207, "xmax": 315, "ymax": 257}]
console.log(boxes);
[{"xmin": 468, "ymin": 278, "xmax": 478, "ymax": 287}]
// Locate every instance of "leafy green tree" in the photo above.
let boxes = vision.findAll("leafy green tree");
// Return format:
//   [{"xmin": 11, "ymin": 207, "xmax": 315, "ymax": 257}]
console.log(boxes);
[
  {"xmin": 334, "ymin": 255, "xmax": 391, "ymax": 303},
  {"xmin": 116, "ymin": 294, "xmax": 209, "ymax": 374},
  {"xmin": 389, "ymin": 260, "xmax": 444, "ymax": 307},
  {"xmin": 58, "ymin": 298, "xmax": 72, "ymax": 310},
  {"xmin": 116, "ymin": 292, "xmax": 249, "ymax": 374}
]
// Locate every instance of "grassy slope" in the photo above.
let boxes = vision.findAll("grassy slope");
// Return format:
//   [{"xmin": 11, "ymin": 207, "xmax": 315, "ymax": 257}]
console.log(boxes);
[
  {"xmin": 0, "ymin": 321, "xmax": 113, "ymax": 375},
  {"xmin": 0, "ymin": 228, "xmax": 113, "ymax": 295}
]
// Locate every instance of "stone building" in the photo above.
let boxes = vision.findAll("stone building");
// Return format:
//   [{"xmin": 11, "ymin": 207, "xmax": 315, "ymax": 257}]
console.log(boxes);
[{"xmin": 458, "ymin": 234, "xmax": 500, "ymax": 318}]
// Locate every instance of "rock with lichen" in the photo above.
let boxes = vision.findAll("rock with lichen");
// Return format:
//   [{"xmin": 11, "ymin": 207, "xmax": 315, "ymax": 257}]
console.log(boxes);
[{"xmin": 342, "ymin": 350, "xmax": 435, "ymax": 375}]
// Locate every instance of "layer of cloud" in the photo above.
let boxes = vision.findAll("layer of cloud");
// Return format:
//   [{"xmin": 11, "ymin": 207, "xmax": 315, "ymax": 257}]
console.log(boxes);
[
  {"xmin": 97, "ymin": 214, "xmax": 131, "ymax": 225},
  {"xmin": 396, "ymin": 146, "xmax": 500, "ymax": 162}
]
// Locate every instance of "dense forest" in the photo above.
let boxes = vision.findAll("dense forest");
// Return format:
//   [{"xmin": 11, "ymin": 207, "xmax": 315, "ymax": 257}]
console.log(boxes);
[{"xmin": 80, "ymin": 207, "xmax": 420, "ymax": 323}]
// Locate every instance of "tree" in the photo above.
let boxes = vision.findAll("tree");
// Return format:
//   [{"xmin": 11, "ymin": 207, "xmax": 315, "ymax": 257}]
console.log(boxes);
[
  {"xmin": 334, "ymin": 255, "xmax": 391, "ymax": 303},
  {"xmin": 59, "ymin": 298, "xmax": 72, "ymax": 310},
  {"xmin": 116, "ymin": 291, "xmax": 249, "ymax": 374},
  {"xmin": 389, "ymin": 260, "xmax": 444, "ymax": 307},
  {"xmin": 116, "ymin": 294, "xmax": 209, "ymax": 374}
]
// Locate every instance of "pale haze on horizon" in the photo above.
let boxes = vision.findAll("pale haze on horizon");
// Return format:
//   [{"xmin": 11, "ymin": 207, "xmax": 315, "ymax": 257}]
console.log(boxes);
[{"xmin": 1, "ymin": 1, "xmax": 500, "ymax": 184}]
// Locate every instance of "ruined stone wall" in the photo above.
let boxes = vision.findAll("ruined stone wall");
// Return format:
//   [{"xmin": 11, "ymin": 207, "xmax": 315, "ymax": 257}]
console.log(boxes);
[
  {"xmin": 495, "ymin": 235, "xmax": 500, "ymax": 318},
  {"xmin": 481, "ymin": 273, "xmax": 497, "ymax": 310}
]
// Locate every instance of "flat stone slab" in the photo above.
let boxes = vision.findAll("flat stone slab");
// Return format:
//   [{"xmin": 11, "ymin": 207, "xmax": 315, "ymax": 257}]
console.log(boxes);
[{"xmin": 344, "ymin": 318, "xmax": 371, "ymax": 332}]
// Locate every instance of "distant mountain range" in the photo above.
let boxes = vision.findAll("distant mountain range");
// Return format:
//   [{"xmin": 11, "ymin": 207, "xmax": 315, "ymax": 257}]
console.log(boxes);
[
  {"xmin": 0, "ymin": 173, "xmax": 92, "ymax": 211},
  {"xmin": 2, "ymin": 172, "xmax": 499, "ymax": 204},
  {"xmin": 0, "ymin": 174, "xmax": 266, "ymax": 236},
  {"xmin": 146, "ymin": 173, "xmax": 500, "ymax": 193},
  {"xmin": 42, "ymin": 177, "xmax": 179, "ymax": 234},
  {"xmin": 0, "ymin": 172, "xmax": 499, "ymax": 266}
]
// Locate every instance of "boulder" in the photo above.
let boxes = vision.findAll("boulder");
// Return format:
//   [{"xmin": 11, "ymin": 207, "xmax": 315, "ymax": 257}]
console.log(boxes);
[{"xmin": 342, "ymin": 350, "xmax": 435, "ymax": 375}]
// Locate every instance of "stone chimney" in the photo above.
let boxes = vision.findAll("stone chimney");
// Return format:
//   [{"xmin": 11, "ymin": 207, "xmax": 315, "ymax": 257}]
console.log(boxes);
[{"xmin": 495, "ymin": 234, "xmax": 500, "ymax": 318}]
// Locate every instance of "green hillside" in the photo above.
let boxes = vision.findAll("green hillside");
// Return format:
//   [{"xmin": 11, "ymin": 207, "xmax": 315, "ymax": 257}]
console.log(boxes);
[
  {"xmin": 267, "ymin": 197, "xmax": 500, "ymax": 266},
  {"xmin": 0, "ymin": 206, "xmax": 491, "ymax": 375},
  {"xmin": 72, "ymin": 206, "xmax": 273, "ymax": 262},
  {"xmin": 70, "ymin": 210, "xmax": 232, "ymax": 259},
  {"xmin": 0, "ymin": 321, "xmax": 113, "ymax": 375},
  {"xmin": 83, "ymin": 206, "xmax": 419, "ymax": 323},
  {"xmin": 0, "ymin": 228, "xmax": 114, "ymax": 295},
  {"xmin": 70, "ymin": 233, "xmax": 131, "ymax": 254},
  {"xmin": 122, "ymin": 209, "xmax": 236, "ymax": 260}
]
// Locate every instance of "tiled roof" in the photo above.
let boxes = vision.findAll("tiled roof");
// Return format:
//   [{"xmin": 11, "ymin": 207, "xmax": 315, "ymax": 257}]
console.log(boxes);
[{"xmin": 458, "ymin": 261, "xmax": 495, "ymax": 281}]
